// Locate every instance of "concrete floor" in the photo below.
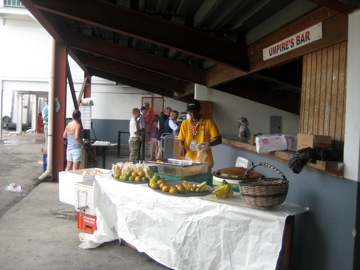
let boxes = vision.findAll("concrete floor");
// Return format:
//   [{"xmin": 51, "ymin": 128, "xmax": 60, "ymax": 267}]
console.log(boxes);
[{"xmin": 0, "ymin": 130, "xmax": 169, "ymax": 270}]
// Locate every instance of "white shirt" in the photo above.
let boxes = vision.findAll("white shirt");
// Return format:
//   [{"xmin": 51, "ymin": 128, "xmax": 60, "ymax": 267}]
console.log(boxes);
[
  {"xmin": 169, "ymin": 119, "xmax": 179, "ymax": 135},
  {"xmin": 129, "ymin": 117, "xmax": 140, "ymax": 138}
]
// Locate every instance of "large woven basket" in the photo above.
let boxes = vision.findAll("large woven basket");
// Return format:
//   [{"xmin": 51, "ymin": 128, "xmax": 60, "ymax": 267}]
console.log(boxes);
[{"xmin": 239, "ymin": 163, "xmax": 289, "ymax": 207}]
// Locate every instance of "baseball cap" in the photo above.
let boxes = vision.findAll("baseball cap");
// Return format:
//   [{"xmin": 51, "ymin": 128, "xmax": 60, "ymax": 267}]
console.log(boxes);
[
  {"xmin": 140, "ymin": 106, "xmax": 146, "ymax": 111},
  {"xmin": 187, "ymin": 99, "xmax": 201, "ymax": 111}
]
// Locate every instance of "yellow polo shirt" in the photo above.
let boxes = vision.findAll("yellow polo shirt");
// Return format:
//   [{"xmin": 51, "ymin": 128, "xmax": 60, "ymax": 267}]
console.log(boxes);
[{"xmin": 178, "ymin": 117, "xmax": 220, "ymax": 167}]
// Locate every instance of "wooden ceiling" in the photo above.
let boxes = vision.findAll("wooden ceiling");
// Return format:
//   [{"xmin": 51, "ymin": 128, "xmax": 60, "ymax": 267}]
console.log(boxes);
[{"xmin": 21, "ymin": 0, "xmax": 359, "ymax": 114}]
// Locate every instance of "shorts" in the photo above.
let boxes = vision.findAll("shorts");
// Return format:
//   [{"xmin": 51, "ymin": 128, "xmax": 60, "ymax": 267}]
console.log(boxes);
[
  {"xmin": 149, "ymin": 138, "xmax": 158, "ymax": 143},
  {"xmin": 129, "ymin": 137, "xmax": 140, "ymax": 161},
  {"xmin": 66, "ymin": 148, "xmax": 83, "ymax": 162}
]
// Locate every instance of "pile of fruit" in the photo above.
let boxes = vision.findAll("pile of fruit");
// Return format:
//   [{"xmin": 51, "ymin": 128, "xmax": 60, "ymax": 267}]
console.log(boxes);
[
  {"xmin": 212, "ymin": 180, "xmax": 233, "ymax": 199},
  {"xmin": 149, "ymin": 176, "xmax": 209, "ymax": 194},
  {"xmin": 112, "ymin": 162, "xmax": 153, "ymax": 182}
]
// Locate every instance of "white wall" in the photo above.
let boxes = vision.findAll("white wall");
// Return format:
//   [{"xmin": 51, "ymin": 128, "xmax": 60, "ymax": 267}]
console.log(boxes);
[
  {"xmin": 195, "ymin": 84, "xmax": 299, "ymax": 137},
  {"xmin": 0, "ymin": 17, "xmax": 51, "ymax": 80},
  {"xmin": 344, "ymin": 9, "xmax": 360, "ymax": 181}
]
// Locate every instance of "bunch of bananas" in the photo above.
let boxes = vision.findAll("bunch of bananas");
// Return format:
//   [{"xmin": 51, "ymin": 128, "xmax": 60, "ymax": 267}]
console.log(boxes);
[
  {"xmin": 182, "ymin": 180, "xmax": 208, "ymax": 192},
  {"xmin": 212, "ymin": 180, "xmax": 233, "ymax": 199}
]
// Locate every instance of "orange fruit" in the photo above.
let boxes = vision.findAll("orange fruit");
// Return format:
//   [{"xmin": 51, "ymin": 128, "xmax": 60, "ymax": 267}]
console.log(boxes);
[
  {"xmin": 157, "ymin": 179, "xmax": 165, "ymax": 185},
  {"xmin": 161, "ymin": 185, "xmax": 170, "ymax": 192},
  {"xmin": 169, "ymin": 187, "xmax": 178, "ymax": 194},
  {"xmin": 131, "ymin": 171, "xmax": 138, "ymax": 177},
  {"xmin": 159, "ymin": 183, "xmax": 166, "ymax": 189},
  {"xmin": 149, "ymin": 182, "xmax": 159, "ymax": 189},
  {"xmin": 176, "ymin": 185, "xmax": 185, "ymax": 193},
  {"xmin": 138, "ymin": 171, "xmax": 145, "ymax": 177},
  {"xmin": 135, "ymin": 176, "xmax": 141, "ymax": 182}
]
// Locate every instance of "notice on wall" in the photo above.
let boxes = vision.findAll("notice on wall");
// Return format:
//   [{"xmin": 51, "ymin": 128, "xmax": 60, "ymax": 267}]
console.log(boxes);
[
  {"xmin": 263, "ymin": 22, "xmax": 322, "ymax": 61},
  {"xmin": 79, "ymin": 105, "xmax": 92, "ymax": 130}
]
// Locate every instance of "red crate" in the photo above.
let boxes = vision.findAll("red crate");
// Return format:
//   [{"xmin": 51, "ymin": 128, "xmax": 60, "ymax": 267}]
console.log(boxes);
[{"xmin": 77, "ymin": 212, "xmax": 97, "ymax": 234}]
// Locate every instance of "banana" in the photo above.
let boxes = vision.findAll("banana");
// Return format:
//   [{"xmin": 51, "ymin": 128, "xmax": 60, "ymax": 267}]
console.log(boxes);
[
  {"xmin": 196, "ymin": 181, "xmax": 207, "ymax": 188},
  {"xmin": 213, "ymin": 180, "xmax": 233, "ymax": 198},
  {"xmin": 227, "ymin": 184, "xmax": 233, "ymax": 198},
  {"xmin": 213, "ymin": 183, "xmax": 230, "ymax": 197}
]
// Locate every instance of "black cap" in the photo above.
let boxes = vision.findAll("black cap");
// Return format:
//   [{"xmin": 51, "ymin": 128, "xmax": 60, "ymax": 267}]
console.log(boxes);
[{"xmin": 187, "ymin": 99, "xmax": 201, "ymax": 111}]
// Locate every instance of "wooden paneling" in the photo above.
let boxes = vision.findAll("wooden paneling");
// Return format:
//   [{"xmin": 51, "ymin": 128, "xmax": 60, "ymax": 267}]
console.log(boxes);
[{"xmin": 299, "ymin": 42, "xmax": 347, "ymax": 150}]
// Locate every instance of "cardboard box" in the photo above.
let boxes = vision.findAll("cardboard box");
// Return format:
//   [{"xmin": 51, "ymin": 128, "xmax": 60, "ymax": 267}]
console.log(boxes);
[
  {"xmin": 59, "ymin": 168, "xmax": 110, "ymax": 206},
  {"xmin": 74, "ymin": 180, "xmax": 95, "ymax": 215},
  {"xmin": 297, "ymin": 134, "xmax": 332, "ymax": 150},
  {"xmin": 77, "ymin": 212, "xmax": 97, "ymax": 234}
]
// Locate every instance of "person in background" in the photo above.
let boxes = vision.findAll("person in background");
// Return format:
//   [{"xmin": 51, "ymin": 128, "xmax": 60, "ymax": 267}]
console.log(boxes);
[
  {"xmin": 136, "ymin": 106, "xmax": 146, "ymax": 160},
  {"xmin": 37, "ymin": 111, "xmax": 44, "ymax": 133},
  {"xmin": 138, "ymin": 106, "xmax": 146, "ymax": 131},
  {"xmin": 178, "ymin": 99, "xmax": 222, "ymax": 168},
  {"xmin": 42, "ymin": 103, "xmax": 48, "ymax": 147},
  {"xmin": 144, "ymin": 101, "xmax": 154, "ymax": 144},
  {"xmin": 165, "ymin": 110, "xmax": 180, "ymax": 136},
  {"xmin": 63, "ymin": 109, "xmax": 84, "ymax": 171},
  {"xmin": 149, "ymin": 114, "xmax": 159, "ymax": 161},
  {"xmin": 238, "ymin": 117, "xmax": 250, "ymax": 142},
  {"xmin": 144, "ymin": 101, "xmax": 154, "ymax": 127},
  {"xmin": 156, "ymin": 107, "xmax": 172, "ymax": 159},
  {"xmin": 129, "ymin": 108, "xmax": 144, "ymax": 162}
]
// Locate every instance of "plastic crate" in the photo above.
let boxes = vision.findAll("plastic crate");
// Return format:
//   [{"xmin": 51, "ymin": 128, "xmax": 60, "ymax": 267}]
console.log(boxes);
[
  {"xmin": 77, "ymin": 212, "xmax": 97, "ymax": 234},
  {"xmin": 59, "ymin": 168, "xmax": 110, "ymax": 205}
]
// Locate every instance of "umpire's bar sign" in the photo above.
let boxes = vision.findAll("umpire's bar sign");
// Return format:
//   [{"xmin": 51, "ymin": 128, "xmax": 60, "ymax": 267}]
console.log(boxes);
[{"xmin": 263, "ymin": 22, "xmax": 322, "ymax": 61}]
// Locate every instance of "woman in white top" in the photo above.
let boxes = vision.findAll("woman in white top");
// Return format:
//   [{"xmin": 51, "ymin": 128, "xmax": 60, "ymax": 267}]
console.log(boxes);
[{"xmin": 63, "ymin": 109, "xmax": 84, "ymax": 171}]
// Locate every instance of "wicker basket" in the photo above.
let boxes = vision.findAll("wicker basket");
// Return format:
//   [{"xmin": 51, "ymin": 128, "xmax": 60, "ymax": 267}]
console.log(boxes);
[{"xmin": 239, "ymin": 163, "xmax": 289, "ymax": 207}]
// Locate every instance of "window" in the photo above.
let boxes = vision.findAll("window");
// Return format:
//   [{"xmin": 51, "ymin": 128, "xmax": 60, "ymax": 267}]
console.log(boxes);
[{"xmin": 3, "ymin": 0, "xmax": 25, "ymax": 8}]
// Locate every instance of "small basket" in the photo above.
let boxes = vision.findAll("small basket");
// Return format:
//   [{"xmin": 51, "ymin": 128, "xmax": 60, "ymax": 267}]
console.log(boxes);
[{"xmin": 239, "ymin": 163, "xmax": 289, "ymax": 207}]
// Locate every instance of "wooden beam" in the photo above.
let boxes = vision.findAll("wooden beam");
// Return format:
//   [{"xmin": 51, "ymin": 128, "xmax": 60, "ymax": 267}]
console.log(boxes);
[
  {"xmin": 74, "ymin": 50, "xmax": 187, "ymax": 93},
  {"xmin": 33, "ymin": 0, "xmax": 249, "ymax": 71},
  {"xmin": 52, "ymin": 41, "xmax": 67, "ymax": 181},
  {"xmin": 309, "ymin": 0, "xmax": 359, "ymax": 14},
  {"xmin": 66, "ymin": 31, "xmax": 206, "ymax": 84},
  {"xmin": 88, "ymin": 68, "xmax": 175, "ymax": 98},
  {"xmin": 77, "ymin": 75, "xmax": 91, "ymax": 106},
  {"xmin": 205, "ymin": 64, "xmax": 248, "ymax": 88}
]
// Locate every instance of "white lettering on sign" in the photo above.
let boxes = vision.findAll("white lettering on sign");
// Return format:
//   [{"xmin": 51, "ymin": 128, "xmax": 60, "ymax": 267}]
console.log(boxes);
[{"xmin": 263, "ymin": 23, "xmax": 322, "ymax": 61}]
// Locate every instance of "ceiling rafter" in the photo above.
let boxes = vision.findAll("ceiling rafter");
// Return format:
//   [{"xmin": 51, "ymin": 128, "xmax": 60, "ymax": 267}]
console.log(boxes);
[
  {"xmin": 74, "ymin": 50, "xmax": 187, "ymax": 93},
  {"xmin": 88, "ymin": 68, "xmax": 175, "ymax": 98},
  {"xmin": 66, "ymin": 31, "xmax": 206, "ymax": 84}
]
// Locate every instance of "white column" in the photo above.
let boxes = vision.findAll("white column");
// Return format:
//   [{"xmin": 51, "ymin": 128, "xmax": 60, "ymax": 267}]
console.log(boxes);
[
  {"xmin": 16, "ymin": 92, "xmax": 22, "ymax": 134},
  {"xmin": 0, "ymin": 81, "xmax": 3, "ymax": 140},
  {"xmin": 344, "ymin": 10, "xmax": 360, "ymax": 181}
]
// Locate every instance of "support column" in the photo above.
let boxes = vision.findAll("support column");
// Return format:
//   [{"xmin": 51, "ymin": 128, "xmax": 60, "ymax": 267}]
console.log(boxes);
[
  {"xmin": 83, "ymin": 74, "xmax": 91, "ymax": 141},
  {"xmin": 16, "ymin": 92, "xmax": 22, "ymax": 134},
  {"xmin": 344, "ymin": 10, "xmax": 360, "ymax": 182},
  {"xmin": 52, "ymin": 41, "xmax": 67, "ymax": 182}
]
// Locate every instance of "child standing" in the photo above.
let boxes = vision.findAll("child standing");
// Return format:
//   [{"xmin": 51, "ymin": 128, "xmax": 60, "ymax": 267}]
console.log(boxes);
[{"xmin": 149, "ymin": 114, "xmax": 159, "ymax": 161}]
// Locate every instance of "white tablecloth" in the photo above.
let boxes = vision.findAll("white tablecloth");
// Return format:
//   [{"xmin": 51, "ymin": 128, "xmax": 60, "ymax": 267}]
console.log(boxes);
[{"xmin": 84, "ymin": 174, "xmax": 308, "ymax": 270}]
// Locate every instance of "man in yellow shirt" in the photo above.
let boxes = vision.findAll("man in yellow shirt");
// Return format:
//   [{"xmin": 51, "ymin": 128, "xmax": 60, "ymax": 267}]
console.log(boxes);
[{"xmin": 178, "ymin": 99, "xmax": 222, "ymax": 168}]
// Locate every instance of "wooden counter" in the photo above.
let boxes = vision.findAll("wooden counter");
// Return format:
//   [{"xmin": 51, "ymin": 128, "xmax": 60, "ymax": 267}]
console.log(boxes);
[{"xmin": 222, "ymin": 137, "xmax": 344, "ymax": 178}]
